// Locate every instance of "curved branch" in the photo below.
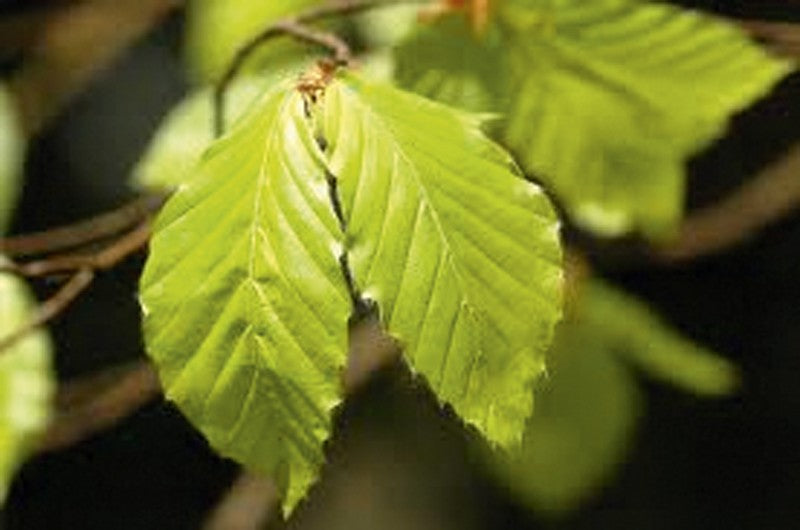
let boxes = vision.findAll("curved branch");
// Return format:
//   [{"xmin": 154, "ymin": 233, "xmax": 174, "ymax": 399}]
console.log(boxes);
[
  {"xmin": 656, "ymin": 143, "xmax": 800, "ymax": 262},
  {"xmin": 213, "ymin": 0, "xmax": 428, "ymax": 135},
  {"xmin": 0, "ymin": 268, "xmax": 94, "ymax": 353},
  {"xmin": 0, "ymin": 220, "xmax": 155, "ymax": 353},
  {"xmin": 39, "ymin": 361, "xmax": 161, "ymax": 452},
  {"xmin": 0, "ymin": 194, "xmax": 165, "ymax": 258}
]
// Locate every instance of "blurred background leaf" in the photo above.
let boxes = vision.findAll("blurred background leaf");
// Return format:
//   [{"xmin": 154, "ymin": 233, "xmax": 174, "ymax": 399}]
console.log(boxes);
[
  {"xmin": 0, "ymin": 271, "xmax": 55, "ymax": 504},
  {"xmin": 184, "ymin": 0, "xmax": 321, "ymax": 82},
  {"xmin": 394, "ymin": 0, "xmax": 794, "ymax": 238},
  {"xmin": 497, "ymin": 278, "xmax": 737, "ymax": 515},
  {"xmin": 0, "ymin": 86, "xmax": 24, "ymax": 234}
]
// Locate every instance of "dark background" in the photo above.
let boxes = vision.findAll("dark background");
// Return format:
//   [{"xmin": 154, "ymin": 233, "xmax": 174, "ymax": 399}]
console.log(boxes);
[{"xmin": 1, "ymin": 1, "xmax": 800, "ymax": 528}]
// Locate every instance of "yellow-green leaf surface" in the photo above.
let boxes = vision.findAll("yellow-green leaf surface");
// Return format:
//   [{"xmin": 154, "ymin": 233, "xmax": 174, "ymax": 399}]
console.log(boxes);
[
  {"xmin": 0, "ymin": 271, "xmax": 55, "ymax": 503},
  {"xmin": 185, "ymin": 0, "xmax": 321, "ymax": 82},
  {"xmin": 133, "ymin": 75, "xmax": 285, "ymax": 191},
  {"xmin": 395, "ymin": 0, "xmax": 794, "ymax": 237},
  {"xmin": 321, "ymin": 74, "xmax": 563, "ymax": 448},
  {"xmin": 139, "ymin": 84, "xmax": 351, "ymax": 513},
  {"xmin": 501, "ymin": 278, "xmax": 736, "ymax": 513},
  {"xmin": 0, "ymin": 86, "xmax": 25, "ymax": 234}
]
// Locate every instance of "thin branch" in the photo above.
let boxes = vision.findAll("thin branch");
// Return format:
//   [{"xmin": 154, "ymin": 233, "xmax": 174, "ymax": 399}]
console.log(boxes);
[
  {"xmin": 655, "ymin": 143, "xmax": 800, "ymax": 262},
  {"xmin": 202, "ymin": 473, "xmax": 280, "ymax": 530},
  {"xmin": 39, "ymin": 361, "xmax": 161, "ymax": 452},
  {"xmin": 0, "ymin": 194, "xmax": 165, "ymax": 257},
  {"xmin": 738, "ymin": 19, "xmax": 800, "ymax": 59},
  {"xmin": 0, "ymin": 220, "xmax": 154, "ymax": 352},
  {"xmin": 213, "ymin": 0, "xmax": 427, "ymax": 135},
  {"xmin": 3, "ymin": 220, "xmax": 153, "ymax": 278},
  {"xmin": 0, "ymin": 268, "xmax": 94, "ymax": 353}
]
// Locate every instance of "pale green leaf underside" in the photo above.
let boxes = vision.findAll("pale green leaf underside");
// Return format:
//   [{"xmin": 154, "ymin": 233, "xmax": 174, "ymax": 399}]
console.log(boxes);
[
  {"xmin": 579, "ymin": 280, "xmax": 738, "ymax": 396},
  {"xmin": 0, "ymin": 271, "xmax": 55, "ymax": 503},
  {"xmin": 501, "ymin": 322, "xmax": 641, "ymax": 514},
  {"xmin": 185, "ymin": 0, "xmax": 321, "ymax": 82},
  {"xmin": 395, "ymin": 0, "xmax": 794, "ymax": 237},
  {"xmin": 140, "ymin": 85, "xmax": 351, "ymax": 514},
  {"xmin": 133, "ymin": 74, "xmax": 287, "ymax": 191},
  {"xmin": 322, "ymin": 74, "xmax": 563, "ymax": 448},
  {"xmin": 0, "ymin": 87, "xmax": 25, "ymax": 234}
]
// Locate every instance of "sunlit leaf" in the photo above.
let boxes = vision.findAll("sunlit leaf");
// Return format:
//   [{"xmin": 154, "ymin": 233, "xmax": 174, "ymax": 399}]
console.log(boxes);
[
  {"xmin": 0, "ymin": 270, "xmax": 55, "ymax": 503},
  {"xmin": 0, "ymin": 87, "xmax": 25, "ymax": 234},
  {"xmin": 140, "ymin": 83, "xmax": 351, "ymax": 514},
  {"xmin": 185, "ymin": 0, "xmax": 321, "ymax": 82},
  {"xmin": 395, "ymin": 0, "xmax": 794, "ymax": 237},
  {"xmin": 133, "ymin": 74, "xmax": 288, "ymax": 191},
  {"xmin": 321, "ymin": 73, "xmax": 563, "ymax": 447}
]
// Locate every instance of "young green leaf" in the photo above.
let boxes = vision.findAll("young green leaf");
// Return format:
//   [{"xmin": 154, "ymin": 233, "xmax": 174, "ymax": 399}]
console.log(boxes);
[
  {"xmin": 185, "ymin": 0, "xmax": 322, "ymax": 82},
  {"xmin": 139, "ymin": 83, "xmax": 351, "ymax": 514},
  {"xmin": 0, "ymin": 270, "xmax": 55, "ymax": 503},
  {"xmin": 133, "ymin": 74, "xmax": 287, "ymax": 191},
  {"xmin": 0, "ymin": 86, "xmax": 25, "ymax": 234},
  {"xmin": 320, "ymin": 73, "xmax": 563, "ymax": 448},
  {"xmin": 579, "ymin": 280, "xmax": 738, "ymax": 396},
  {"xmin": 395, "ymin": 1, "xmax": 794, "ymax": 237}
]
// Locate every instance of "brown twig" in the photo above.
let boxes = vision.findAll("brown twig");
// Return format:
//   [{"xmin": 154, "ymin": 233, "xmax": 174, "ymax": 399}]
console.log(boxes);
[
  {"xmin": 656, "ymin": 143, "xmax": 800, "ymax": 262},
  {"xmin": 39, "ymin": 361, "xmax": 161, "ymax": 452},
  {"xmin": 0, "ymin": 220, "xmax": 154, "ymax": 353},
  {"xmin": 0, "ymin": 268, "xmax": 94, "ymax": 353},
  {"xmin": 202, "ymin": 473, "xmax": 281, "ymax": 530},
  {"xmin": 213, "ymin": 0, "xmax": 428, "ymax": 135},
  {"xmin": 0, "ymin": 193, "xmax": 165, "ymax": 258},
  {"xmin": 3, "ymin": 220, "xmax": 153, "ymax": 278},
  {"xmin": 738, "ymin": 19, "xmax": 800, "ymax": 59}
]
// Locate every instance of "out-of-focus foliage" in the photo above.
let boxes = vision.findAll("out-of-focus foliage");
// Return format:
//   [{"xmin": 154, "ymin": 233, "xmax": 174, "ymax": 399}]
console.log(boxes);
[
  {"xmin": 394, "ymin": 0, "xmax": 794, "ymax": 237},
  {"xmin": 0, "ymin": 86, "xmax": 25, "ymax": 234},
  {"xmin": 185, "ymin": 0, "xmax": 321, "ymax": 82},
  {"xmin": 133, "ymin": 74, "xmax": 290, "ymax": 190},
  {"xmin": 578, "ymin": 280, "xmax": 738, "ymax": 396},
  {"xmin": 0, "ymin": 271, "xmax": 55, "ymax": 504},
  {"xmin": 498, "ymin": 279, "xmax": 737, "ymax": 513},
  {"xmin": 322, "ymin": 73, "xmax": 562, "ymax": 448}
]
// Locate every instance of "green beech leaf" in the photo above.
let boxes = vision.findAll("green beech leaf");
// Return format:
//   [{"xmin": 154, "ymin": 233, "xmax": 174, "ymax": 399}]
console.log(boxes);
[
  {"xmin": 501, "ymin": 322, "xmax": 641, "ymax": 514},
  {"xmin": 0, "ymin": 87, "xmax": 25, "ymax": 234},
  {"xmin": 578, "ymin": 280, "xmax": 738, "ymax": 396},
  {"xmin": 139, "ymin": 83, "xmax": 351, "ymax": 514},
  {"xmin": 0, "ymin": 270, "xmax": 55, "ymax": 503},
  {"xmin": 185, "ymin": 0, "xmax": 321, "ymax": 82},
  {"xmin": 395, "ymin": 1, "xmax": 794, "ymax": 237},
  {"xmin": 133, "ymin": 74, "xmax": 287, "ymax": 191},
  {"xmin": 321, "ymin": 73, "xmax": 563, "ymax": 448}
]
